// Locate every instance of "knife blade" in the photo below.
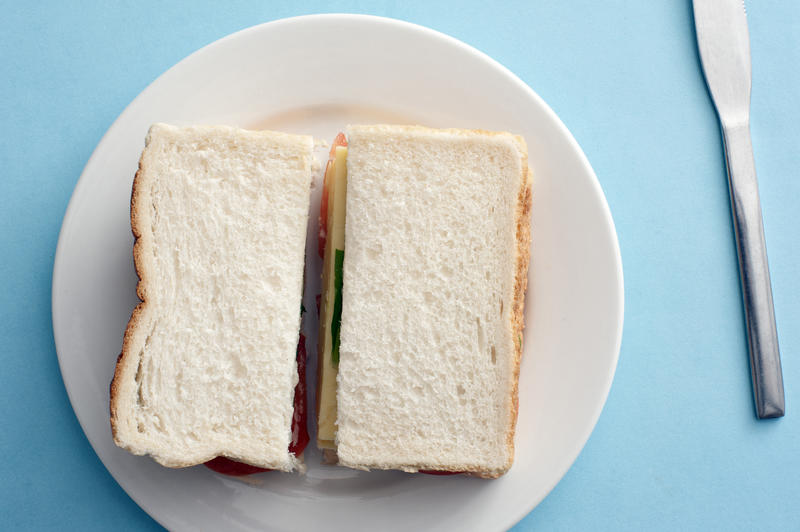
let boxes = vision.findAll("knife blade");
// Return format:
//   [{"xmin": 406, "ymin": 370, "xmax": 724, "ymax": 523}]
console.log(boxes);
[{"xmin": 693, "ymin": 0, "xmax": 785, "ymax": 418}]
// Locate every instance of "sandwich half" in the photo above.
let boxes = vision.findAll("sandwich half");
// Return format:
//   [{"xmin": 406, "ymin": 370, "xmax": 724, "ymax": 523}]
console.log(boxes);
[
  {"xmin": 317, "ymin": 124, "xmax": 532, "ymax": 478},
  {"xmin": 110, "ymin": 123, "xmax": 314, "ymax": 472}
]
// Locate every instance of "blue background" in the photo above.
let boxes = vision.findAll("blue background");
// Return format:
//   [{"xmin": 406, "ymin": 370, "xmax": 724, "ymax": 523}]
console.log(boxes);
[{"xmin": 1, "ymin": 1, "xmax": 798, "ymax": 530}]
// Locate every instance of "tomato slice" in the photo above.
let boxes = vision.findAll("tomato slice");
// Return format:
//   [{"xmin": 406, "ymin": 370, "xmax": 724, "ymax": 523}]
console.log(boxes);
[
  {"xmin": 203, "ymin": 333, "xmax": 309, "ymax": 476},
  {"xmin": 318, "ymin": 133, "xmax": 347, "ymax": 258},
  {"xmin": 203, "ymin": 457, "xmax": 269, "ymax": 476},
  {"xmin": 289, "ymin": 333, "xmax": 310, "ymax": 455}
]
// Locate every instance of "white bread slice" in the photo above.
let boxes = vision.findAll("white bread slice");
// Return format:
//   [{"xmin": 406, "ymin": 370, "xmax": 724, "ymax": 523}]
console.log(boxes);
[
  {"xmin": 335, "ymin": 125, "xmax": 532, "ymax": 478},
  {"xmin": 110, "ymin": 123, "xmax": 314, "ymax": 471}
]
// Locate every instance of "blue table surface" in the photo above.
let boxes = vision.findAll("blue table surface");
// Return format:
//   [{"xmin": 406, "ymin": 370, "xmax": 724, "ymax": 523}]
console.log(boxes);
[{"xmin": 2, "ymin": 1, "xmax": 798, "ymax": 530}]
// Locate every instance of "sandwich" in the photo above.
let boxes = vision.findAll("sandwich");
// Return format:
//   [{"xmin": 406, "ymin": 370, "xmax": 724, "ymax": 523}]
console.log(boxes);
[
  {"xmin": 110, "ymin": 123, "xmax": 314, "ymax": 473},
  {"xmin": 316, "ymin": 125, "xmax": 532, "ymax": 478}
]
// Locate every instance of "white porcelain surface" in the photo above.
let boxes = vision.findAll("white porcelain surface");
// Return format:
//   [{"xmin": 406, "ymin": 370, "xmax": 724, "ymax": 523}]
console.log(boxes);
[{"xmin": 52, "ymin": 14, "xmax": 623, "ymax": 531}]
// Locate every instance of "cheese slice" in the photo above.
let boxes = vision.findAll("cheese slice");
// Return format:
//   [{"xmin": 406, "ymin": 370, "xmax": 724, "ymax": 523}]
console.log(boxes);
[{"xmin": 316, "ymin": 145, "xmax": 347, "ymax": 449}]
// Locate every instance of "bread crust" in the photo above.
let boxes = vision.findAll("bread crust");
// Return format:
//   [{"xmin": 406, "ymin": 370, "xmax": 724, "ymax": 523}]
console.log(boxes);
[
  {"xmin": 109, "ymin": 139, "xmax": 149, "ymax": 447},
  {"xmin": 497, "ymin": 162, "xmax": 532, "ymax": 478}
]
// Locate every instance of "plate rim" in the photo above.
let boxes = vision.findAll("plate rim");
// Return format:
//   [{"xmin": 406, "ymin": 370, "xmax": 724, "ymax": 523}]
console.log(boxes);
[{"xmin": 52, "ymin": 13, "xmax": 624, "ymax": 531}]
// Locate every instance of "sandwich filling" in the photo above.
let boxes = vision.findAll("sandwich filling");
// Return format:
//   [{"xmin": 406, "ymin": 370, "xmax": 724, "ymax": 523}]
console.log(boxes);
[{"xmin": 317, "ymin": 134, "xmax": 348, "ymax": 450}]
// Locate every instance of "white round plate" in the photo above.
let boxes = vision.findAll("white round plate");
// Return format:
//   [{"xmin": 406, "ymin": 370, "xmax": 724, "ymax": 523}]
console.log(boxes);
[{"xmin": 53, "ymin": 14, "xmax": 623, "ymax": 532}]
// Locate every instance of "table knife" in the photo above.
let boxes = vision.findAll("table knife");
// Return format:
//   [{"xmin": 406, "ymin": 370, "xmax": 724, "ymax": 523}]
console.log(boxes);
[{"xmin": 693, "ymin": 0, "xmax": 784, "ymax": 418}]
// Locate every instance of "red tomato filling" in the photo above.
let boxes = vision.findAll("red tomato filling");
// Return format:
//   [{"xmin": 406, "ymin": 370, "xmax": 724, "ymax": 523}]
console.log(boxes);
[{"xmin": 203, "ymin": 333, "xmax": 309, "ymax": 476}]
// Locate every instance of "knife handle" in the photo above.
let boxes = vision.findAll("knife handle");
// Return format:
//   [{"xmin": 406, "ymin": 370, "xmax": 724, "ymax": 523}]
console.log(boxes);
[{"xmin": 722, "ymin": 123, "xmax": 785, "ymax": 419}]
